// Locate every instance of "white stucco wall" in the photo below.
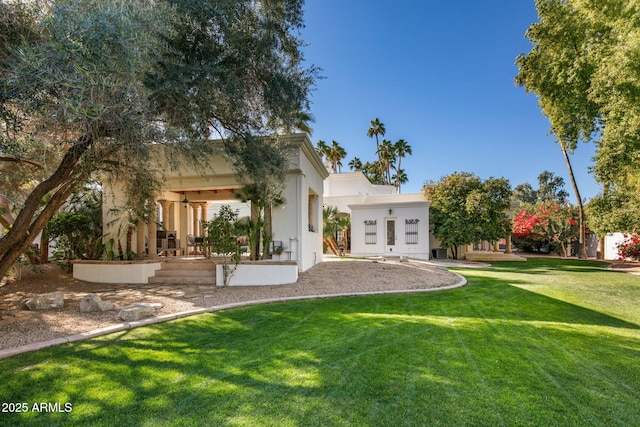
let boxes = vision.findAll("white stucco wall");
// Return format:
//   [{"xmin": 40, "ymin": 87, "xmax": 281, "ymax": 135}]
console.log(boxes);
[
  {"xmin": 604, "ymin": 233, "xmax": 625, "ymax": 260},
  {"xmin": 217, "ymin": 262, "xmax": 298, "ymax": 286},
  {"xmin": 73, "ymin": 261, "xmax": 162, "ymax": 284},
  {"xmin": 349, "ymin": 201, "xmax": 430, "ymax": 259},
  {"xmin": 271, "ymin": 135, "xmax": 327, "ymax": 272},
  {"xmin": 324, "ymin": 172, "xmax": 397, "ymax": 198}
]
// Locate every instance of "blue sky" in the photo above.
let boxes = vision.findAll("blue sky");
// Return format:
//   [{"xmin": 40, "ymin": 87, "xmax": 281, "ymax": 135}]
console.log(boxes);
[{"xmin": 301, "ymin": 0, "xmax": 600, "ymax": 200}]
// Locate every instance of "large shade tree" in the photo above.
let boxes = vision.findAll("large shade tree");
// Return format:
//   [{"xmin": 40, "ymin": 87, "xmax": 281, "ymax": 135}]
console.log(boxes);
[
  {"xmin": 0, "ymin": 0, "xmax": 317, "ymax": 279},
  {"xmin": 516, "ymin": 0, "xmax": 640, "ymax": 257},
  {"xmin": 423, "ymin": 172, "xmax": 512, "ymax": 259}
]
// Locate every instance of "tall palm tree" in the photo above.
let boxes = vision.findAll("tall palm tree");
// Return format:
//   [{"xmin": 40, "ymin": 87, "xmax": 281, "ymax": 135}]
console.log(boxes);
[
  {"xmin": 348, "ymin": 157, "xmax": 363, "ymax": 171},
  {"xmin": 327, "ymin": 140, "xmax": 346, "ymax": 173},
  {"xmin": 367, "ymin": 118, "xmax": 386, "ymax": 155},
  {"xmin": 289, "ymin": 111, "xmax": 315, "ymax": 135},
  {"xmin": 376, "ymin": 139, "xmax": 395, "ymax": 185},
  {"xmin": 560, "ymin": 142, "xmax": 587, "ymax": 258},
  {"xmin": 393, "ymin": 139, "xmax": 412, "ymax": 190},
  {"xmin": 315, "ymin": 140, "xmax": 329, "ymax": 161},
  {"xmin": 392, "ymin": 169, "xmax": 409, "ymax": 193},
  {"xmin": 269, "ymin": 111, "xmax": 315, "ymax": 135}
]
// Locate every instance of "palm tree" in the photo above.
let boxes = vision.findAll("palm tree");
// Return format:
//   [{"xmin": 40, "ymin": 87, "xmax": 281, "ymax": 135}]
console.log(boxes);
[
  {"xmin": 392, "ymin": 169, "xmax": 409, "ymax": 193},
  {"xmin": 560, "ymin": 142, "xmax": 587, "ymax": 258},
  {"xmin": 367, "ymin": 118, "xmax": 386, "ymax": 155},
  {"xmin": 348, "ymin": 157, "xmax": 363, "ymax": 171},
  {"xmin": 335, "ymin": 214, "xmax": 351, "ymax": 254},
  {"xmin": 315, "ymin": 140, "xmax": 329, "ymax": 161},
  {"xmin": 269, "ymin": 111, "xmax": 315, "ymax": 135},
  {"xmin": 289, "ymin": 111, "xmax": 315, "ymax": 135},
  {"xmin": 376, "ymin": 139, "xmax": 396, "ymax": 185},
  {"xmin": 327, "ymin": 140, "xmax": 346, "ymax": 173},
  {"xmin": 393, "ymin": 139, "xmax": 412, "ymax": 190},
  {"xmin": 362, "ymin": 161, "xmax": 384, "ymax": 185},
  {"xmin": 322, "ymin": 205, "xmax": 340, "ymax": 255},
  {"xmin": 322, "ymin": 206, "xmax": 350, "ymax": 256}
]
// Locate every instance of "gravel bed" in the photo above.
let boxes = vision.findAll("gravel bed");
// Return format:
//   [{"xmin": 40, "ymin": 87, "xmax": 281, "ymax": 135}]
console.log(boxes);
[{"xmin": 0, "ymin": 259, "xmax": 461, "ymax": 351}]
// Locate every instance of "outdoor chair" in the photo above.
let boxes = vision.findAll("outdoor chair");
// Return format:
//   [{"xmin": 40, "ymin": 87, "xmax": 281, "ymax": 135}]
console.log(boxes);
[{"xmin": 186, "ymin": 234, "xmax": 203, "ymax": 256}]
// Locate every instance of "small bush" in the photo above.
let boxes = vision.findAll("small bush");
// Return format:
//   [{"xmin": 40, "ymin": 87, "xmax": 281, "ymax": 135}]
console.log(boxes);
[{"xmin": 616, "ymin": 234, "xmax": 640, "ymax": 261}]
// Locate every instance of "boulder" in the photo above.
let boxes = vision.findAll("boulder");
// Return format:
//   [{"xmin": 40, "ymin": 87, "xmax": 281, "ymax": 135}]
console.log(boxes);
[
  {"xmin": 118, "ymin": 303, "xmax": 163, "ymax": 322},
  {"xmin": 24, "ymin": 291, "xmax": 64, "ymax": 311},
  {"xmin": 80, "ymin": 293, "xmax": 113, "ymax": 312}
]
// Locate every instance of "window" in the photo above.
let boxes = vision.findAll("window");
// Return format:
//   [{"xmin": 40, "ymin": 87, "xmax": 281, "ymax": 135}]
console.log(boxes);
[
  {"xmin": 405, "ymin": 219, "xmax": 419, "ymax": 244},
  {"xmin": 308, "ymin": 190, "xmax": 319, "ymax": 232},
  {"xmin": 364, "ymin": 220, "xmax": 377, "ymax": 244}
]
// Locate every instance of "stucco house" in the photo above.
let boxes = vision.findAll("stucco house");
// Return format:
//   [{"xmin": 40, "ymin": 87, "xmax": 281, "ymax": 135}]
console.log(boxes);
[
  {"xmin": 323, "ymin": 172, "xmax": 431, "ymax": 259},
  {"xmin": 77, "ymin": 134, "xmax": 327, "ymax": 284},
  {"xmin": 323, "ymin": 171, "xmax": 523, "ymax": 262},
  {"xmin": 82, "ymin": 132, "xmax": 526, "ymax": 286}
]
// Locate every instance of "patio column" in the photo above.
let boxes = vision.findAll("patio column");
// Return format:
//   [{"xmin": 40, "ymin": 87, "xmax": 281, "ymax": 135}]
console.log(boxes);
[
  {"xmin": 192, "ymin": 204, "xmax": 200, "ymax": 236},
  {"xmin": 136, "ymin": 221, "xmax": 146, "ymax": 259},
  {"xmin": 158, "ymin": 199, "xmax": 172, "ymax": 231},
  {"xmin": 147, "ymin": 203, "xmax": 158, "ymax": 258},
  {"xmin": 199, "ymin": 202, "xmax": 209, "ymax": 235}
]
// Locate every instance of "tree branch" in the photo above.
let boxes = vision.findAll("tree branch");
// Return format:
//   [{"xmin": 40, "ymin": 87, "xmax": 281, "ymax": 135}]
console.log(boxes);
[{"xmin": 0, "ymin": 155, "xmax": 43, "ymax": 170}]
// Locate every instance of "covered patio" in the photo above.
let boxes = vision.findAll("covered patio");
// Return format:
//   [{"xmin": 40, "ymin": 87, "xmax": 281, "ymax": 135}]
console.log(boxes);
[{"xmin": 100, "ymin": 134, "xmax": 328, "ymax": 278}]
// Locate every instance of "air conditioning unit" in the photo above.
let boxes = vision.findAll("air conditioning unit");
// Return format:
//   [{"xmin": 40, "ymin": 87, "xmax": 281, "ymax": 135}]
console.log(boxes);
[{"xmin": 431, "ymin": 248, "xmax": 448, "ymax": 259}]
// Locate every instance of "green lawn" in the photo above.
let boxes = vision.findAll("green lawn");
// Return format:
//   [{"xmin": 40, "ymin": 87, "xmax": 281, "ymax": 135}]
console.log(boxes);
[{"xmin": 1, "ymin": 258, "xmax": 639, "ymax": 426}]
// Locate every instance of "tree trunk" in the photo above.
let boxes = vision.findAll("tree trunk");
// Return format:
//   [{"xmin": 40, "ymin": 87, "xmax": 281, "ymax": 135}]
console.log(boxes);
[
  {"xmin": 0, "ymin": 180, "xmax": 77, "ymax": 278},
  {"xmin": 0, "ymin": 134, "xmax": 92, "ymax": 279},
  {"xmin": 560, "ymin": 144, "xmax": 588, "ymax": 258},
  {"xmin": 597, "ymin": 236, "xmax": 605, "ymax": 259},
  {"xmin": 126, "ymin": 225, "xmax": 133, "ymax": 260},
  {"xmin": 450, "ymin": 245, "xmax": 458, "ymax": 260},
  {"xmin": 0, "ymin": 195, "xmax": 14, "ymax": 229},
  {"xmin": 40, "ymin": 228, "xmax": 49, "ymax": 264},
  {"xmin": 249, "ymin": 203, "xmax": 262, "ymax": 261},
  {"xmin": 264, "ymin": 204, "xmax": 272, "ymax": 259},
  {"xmin": 323, "ymin": 237, "xmax": 339, "ymax": 256}
]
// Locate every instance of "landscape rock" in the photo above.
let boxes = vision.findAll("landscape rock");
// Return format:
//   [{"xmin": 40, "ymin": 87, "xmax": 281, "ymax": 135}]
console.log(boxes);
[
  {"xmin": 23, "ymin": 291, "xmax": 64, "ymax": 311},
  {"xmin": 118, "ymin": 303, "xmax": 163, "ymax": 322},
  {"xmin": 80, "ymin": 293, "xmax": 113, "ymax": 312}
]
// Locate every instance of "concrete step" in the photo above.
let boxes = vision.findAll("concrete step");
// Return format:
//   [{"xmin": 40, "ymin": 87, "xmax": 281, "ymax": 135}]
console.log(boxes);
[
  {"xmin": 154, "ymin": 269, "xmax": 215, "ymax": 277},
  {"xmin": 147, "ymin": 259, "xmax": 217, "ymax": 285},
  {"xmin": 148, "ymin": 275, "xmax": 216, "ymax": 285},
  {"xmin": 160, "ymin": 261, "xmax": 216, "ymax": 270}
]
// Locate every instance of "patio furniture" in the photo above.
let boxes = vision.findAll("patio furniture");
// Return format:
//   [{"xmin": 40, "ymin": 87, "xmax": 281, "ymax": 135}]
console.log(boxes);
[
  {"xmin": 157, "ymin": 230, "xmax": 184, "ymax": 256},
  {"xmin": 186, "ymin": 234, "xmax": 206, "ymax": 256}
]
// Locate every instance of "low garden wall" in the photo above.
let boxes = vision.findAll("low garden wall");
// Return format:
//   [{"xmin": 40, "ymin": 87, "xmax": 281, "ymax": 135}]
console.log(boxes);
[
  {"xmin": 72, "ymin": 259, "xmax": 298, "ymax": 286},
  {"xmin": 72, "ymin": 260, "xmax": 162, "ymax": 284},
  {"xmin": 217, "ymin": 261, "xmax": 298, "ymax": 286}
]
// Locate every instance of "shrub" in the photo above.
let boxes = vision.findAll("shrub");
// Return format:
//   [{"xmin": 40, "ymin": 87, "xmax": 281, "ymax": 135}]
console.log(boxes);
[
  {"xmin": 512, "ymin": 201, "xmax": 579, "ymax": 257},
  {"xmin": 616, "ymin": 235, "xmax": 640, "ymax": 261}
]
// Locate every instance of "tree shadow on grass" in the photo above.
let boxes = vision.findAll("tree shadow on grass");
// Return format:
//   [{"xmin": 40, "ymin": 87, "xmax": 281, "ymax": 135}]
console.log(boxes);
[
  {"xmin": 488, "ymin": 257, "xmax": 611, "ymax": 275},
  {"xmin": 2, "ymin": 262, "xmax": 640, "ymax": 426}
]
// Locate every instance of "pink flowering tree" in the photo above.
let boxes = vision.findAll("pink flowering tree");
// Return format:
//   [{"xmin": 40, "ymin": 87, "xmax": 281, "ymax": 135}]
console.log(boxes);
[
  {"xmin": 616, "ymin": 235, "xmax": 640, "ymax": 261},
  {"xmin": 512, "ymin": 201, "xmax": 580, "ymax": 257}
]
